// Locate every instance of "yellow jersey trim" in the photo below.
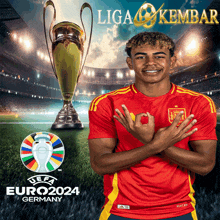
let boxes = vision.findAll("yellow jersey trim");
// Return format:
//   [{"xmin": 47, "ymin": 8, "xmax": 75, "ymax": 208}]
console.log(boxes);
[
  {"xmin": 176, "ymin": 87, "xmax": 216, "ymax": 113},
  {"xmin": 188, "ymin": 174, "xmax": 198, "ymax": 220},
  {"xmin": 131, "ymin": 84, "xmax": 137, "ymax": 93},
  {"xmin": 99, "ymin": 173, "xmax": 119, "ymax": 220},
  {"xmin": 171, "ymin": 83, "xmax": 176, "ymax": 94},
  {"xmin": 90, "ymin": 87, "xmax": 131, "ymax": 112}
]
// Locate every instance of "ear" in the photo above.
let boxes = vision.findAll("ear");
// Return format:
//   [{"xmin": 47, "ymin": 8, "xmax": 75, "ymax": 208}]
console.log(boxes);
[
  {"xmin": 126, "ymin": 57, "xmax": 133, "ymax": 70},
  {"xmin": 170, "ymin": 55, "xmax": 176, "ymax": 69}
]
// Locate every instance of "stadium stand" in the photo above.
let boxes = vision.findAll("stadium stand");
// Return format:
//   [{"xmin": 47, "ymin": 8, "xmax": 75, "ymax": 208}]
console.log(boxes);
[{"xmin": 1, "ymin": 0, "xmax": 220, "ymax": 113}]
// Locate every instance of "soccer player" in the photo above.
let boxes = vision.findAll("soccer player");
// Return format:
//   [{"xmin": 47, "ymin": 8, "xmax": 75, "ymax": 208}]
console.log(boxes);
[{"xmin": 88, "ymin": 32, "xmax": 217, "ymax": 220}]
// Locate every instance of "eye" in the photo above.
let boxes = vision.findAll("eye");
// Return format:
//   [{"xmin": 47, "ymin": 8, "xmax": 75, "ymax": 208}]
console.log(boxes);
[
  {"xmin": 136, "ymin": 56, "xmax": 145, "ymax": 59},
  {"xmin": 155, "ymin": 56, "xmax": 165, "ymax": 59}
]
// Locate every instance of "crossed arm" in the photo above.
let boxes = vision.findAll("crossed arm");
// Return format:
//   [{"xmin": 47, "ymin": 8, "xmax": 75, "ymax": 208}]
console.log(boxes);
[
  {"xmin": 163, "ymin": 140, "xmax": 216, "ymax": 176},
  {"xmin": 89, "ymin": 105, "xmax": 216, "ymax": 176}
]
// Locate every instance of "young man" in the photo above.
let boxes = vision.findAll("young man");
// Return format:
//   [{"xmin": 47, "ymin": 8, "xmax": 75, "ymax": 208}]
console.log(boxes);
[{"xmin": 88, "ymin": 32, "xmax": 217, "ymax": 220}]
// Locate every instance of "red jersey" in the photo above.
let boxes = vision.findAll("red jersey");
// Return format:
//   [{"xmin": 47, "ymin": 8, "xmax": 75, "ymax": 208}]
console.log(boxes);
[{"xmin": 88, "ymin": 83, "xmax": 217, "ymax": 220}]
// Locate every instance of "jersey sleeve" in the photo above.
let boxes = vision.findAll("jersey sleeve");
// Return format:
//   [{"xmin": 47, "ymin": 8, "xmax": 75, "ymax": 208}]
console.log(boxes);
[
  {"xmin": 189, "ymin": 95, "xmax": 217, "ymax": 141},
  {"xmin": 88, "ymin": 95, "xmax": 117, "ymax": 139}
]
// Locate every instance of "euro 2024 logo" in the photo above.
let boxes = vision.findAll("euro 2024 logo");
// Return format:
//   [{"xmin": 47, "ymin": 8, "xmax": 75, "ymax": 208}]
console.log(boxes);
[
  {"xmin": 6, "ymin": 132, "xmax": 79, "ymax": 203},
  {"xmin": 20, "ymin": 132, "xmax": 64, "ymax": 173}
]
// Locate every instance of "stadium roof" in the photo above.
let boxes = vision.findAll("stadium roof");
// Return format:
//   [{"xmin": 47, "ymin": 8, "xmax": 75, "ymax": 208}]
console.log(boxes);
[
  {"xmin": 1, "ymin": 0, "xmax": 220, "ymax": 78},
  {"xmin": 0, "ymin": 0, "xmax": 20, "ymax": 21},
  {"xmin": 0, "ymin": 0, "xmax": 28, "ymax": 31}
]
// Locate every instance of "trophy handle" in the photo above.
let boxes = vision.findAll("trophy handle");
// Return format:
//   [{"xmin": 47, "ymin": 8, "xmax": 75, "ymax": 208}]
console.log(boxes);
[
  {"xmin": 43, "ymin": 0, "xmax": 57, "ymax": 78},
  {"xmin": 77, "ymin": 2, "xmax": 93, "ymax": 82}
]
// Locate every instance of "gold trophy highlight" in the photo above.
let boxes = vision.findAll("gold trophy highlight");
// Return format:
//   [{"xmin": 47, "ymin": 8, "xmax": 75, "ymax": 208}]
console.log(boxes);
[{"xmin": 43, "ymin": 0, "xmax": 93, "ymax": 130}]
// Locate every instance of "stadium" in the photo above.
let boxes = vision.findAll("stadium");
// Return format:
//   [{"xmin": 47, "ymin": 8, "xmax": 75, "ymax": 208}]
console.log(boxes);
[{"xmin": 1, "ymin": 0, "xmax": 220, "ymax": 219}]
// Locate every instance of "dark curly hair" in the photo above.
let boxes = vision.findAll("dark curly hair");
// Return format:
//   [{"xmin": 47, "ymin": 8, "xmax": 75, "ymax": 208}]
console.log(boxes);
[{"xmin": 125, "ymin": 32, "xmax": 175, "ymax": 57}]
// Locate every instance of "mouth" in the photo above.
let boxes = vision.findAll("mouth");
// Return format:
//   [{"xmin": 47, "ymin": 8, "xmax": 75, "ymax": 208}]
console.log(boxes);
[{"xmin": 142, "ymin": 69, "xmax": 162, "ymax": 74}]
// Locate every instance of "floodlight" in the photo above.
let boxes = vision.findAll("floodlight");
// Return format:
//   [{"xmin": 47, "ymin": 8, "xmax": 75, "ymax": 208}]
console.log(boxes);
[{"xmin": 106, "ymin": 72, "xmax": 110, "ymax": 78}]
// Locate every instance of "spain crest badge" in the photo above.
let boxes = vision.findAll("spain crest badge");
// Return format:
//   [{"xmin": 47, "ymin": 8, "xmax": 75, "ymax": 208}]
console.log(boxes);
[{"xmin": 168, "ymin": 108, "xmax": 186, "ymax": 126}]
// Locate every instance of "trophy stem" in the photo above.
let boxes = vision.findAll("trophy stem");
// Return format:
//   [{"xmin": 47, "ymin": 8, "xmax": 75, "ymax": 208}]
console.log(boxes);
[
  {"xmin": 51, "ymin": 100, "xmax": 83, "ymax": 130},
  {"xmin": 63, "ymin": 93, "xmax": 74, "ymax": 102}
]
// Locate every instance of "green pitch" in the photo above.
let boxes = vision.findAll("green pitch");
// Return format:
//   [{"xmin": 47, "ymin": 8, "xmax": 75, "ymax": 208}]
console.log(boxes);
[
  {"xmin": 0, "ymin": 114, "xmax": 220, "ymax": 190},
  {"xmin": 1, "ymin": 115, "xmax": 220, "ymax": 220},
  {"xmin": 0, "ymin": 115, "xmax": 102, "ymax": 190}
]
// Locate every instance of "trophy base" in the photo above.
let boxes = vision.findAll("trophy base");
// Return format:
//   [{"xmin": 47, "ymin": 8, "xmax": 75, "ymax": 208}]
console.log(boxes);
[{"xmin": 51, "ymin": 101, "xmax": 83, "ymax": 130}]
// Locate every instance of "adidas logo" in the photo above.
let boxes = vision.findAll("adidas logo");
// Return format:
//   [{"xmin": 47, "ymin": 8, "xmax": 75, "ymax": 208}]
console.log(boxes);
[{"xmin": 117, "ymin": 204, "xmax": 130, "ymax": 210}]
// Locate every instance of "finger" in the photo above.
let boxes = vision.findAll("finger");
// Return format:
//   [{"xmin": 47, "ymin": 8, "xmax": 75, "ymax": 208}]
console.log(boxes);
[
  {"xmin": 181, "ymin": 119, "xmax": 197, "ymax": 134},
  {"xmin": 121, "ymin": 104, "xmax": 133, "ymax": 126},
  {"xmin": 147, "ymin": 112, "xmax": 155, "ymax": 127},
  {"xmin": 134, "ymin": 113, "xmax": 148, "ymax": 126},
  {"xmin": 115, "ymin": 109, "xmax": 127, "ymax": 125},
  {"xmin": 158, "ymin": 127, "xmax": 167, "ymax": 132},
  {"xmin": 113, "ymin": 115, "xmax": 126, "ymax": 127},
  {"xmin": 170, "ymin": 111, "xmax": 184, "ymax": 128},
  {"xmin": 178, "ymin": 114, "xmax": 194, "ymax": 130},
  {"xmin": 180, "ymin": 128, "xmax": 198, "ymax": 140}
]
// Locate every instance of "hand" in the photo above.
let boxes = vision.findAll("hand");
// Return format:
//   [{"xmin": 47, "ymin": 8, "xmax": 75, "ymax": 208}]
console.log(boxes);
[
  {"xmin": 114, "ymin": 104, "xmax": 155, "ymax": 144},
  {"xmin": 153, "ymin": 111, "xmax": 197, "ymax": 149}
]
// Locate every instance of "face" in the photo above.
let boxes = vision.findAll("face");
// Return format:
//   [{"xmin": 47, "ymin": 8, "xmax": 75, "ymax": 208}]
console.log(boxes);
[{"xmin": 126, "ymin": 43, "xmax": 176, "ymax": 85}]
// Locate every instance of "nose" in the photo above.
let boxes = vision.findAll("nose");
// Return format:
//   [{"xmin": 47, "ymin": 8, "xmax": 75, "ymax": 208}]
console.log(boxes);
[{"xmin": 146, "ymin": 56, "xmax": 156, "ymax": 65}]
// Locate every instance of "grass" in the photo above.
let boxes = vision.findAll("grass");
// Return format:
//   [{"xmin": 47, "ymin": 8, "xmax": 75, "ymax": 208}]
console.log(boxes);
[
  {"xmin": 0, "ymin": 114, "xmax": 23, "ymax": 122},
  {"xmin": 0, "ymin": 120, "xmax": 220, "ymax": 219},
  {"xmin": 196, "ymin": 188, "xmax": 220, "ymax": 220},
  {"xmin": 0, "ymin": 123, "xmax": 102, "ymax": 191},
  {"xmin": 0, "ymin": 187, "xmax": 104, "ymax": 220},
  {"xmin": 0, "ymin": 188, "xmax": 220, "ymax": 220}
]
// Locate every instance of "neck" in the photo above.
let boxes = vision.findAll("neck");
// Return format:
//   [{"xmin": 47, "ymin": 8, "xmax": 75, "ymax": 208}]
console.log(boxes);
[{"xmin": 134, "ymin": 79, "xmax": 172, "ymax": 97}]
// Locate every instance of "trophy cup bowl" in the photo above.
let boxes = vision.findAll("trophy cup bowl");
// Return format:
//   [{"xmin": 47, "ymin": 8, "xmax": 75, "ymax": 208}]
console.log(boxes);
[
  {"xmin": 43, "ymin": 1, "xmax": 93, "ymax": 130},
  {"xmin": 51, "ymin": 22, "xmax": 84, "ymax": 129}
]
